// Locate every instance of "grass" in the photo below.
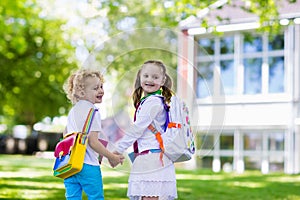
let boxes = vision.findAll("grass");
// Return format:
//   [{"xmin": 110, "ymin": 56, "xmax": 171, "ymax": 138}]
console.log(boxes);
[{"xmin": 0, "ymin": 154, "xmax": 300, "ymax": 200}]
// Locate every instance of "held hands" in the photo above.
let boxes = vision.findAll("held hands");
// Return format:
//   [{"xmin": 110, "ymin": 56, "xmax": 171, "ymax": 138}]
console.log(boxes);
[{"xmin": 108, "ymin": 152, "xmax": 125, "ymax": 168}]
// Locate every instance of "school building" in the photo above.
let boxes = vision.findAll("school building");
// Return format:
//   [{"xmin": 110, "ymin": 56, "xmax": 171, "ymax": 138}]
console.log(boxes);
[{"xmin": 177, "ymin": 0, "xmax": 300, "ymax": 174}]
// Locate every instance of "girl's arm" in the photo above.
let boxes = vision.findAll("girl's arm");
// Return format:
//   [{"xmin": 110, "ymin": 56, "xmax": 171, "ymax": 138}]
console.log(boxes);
[
  {"xmin": 115, "ymin": 124, "xmax": 145, "ymax": 153},
  {"xmin": 116, "ymin": 97, "xmax": 163, "ymax": 153}
]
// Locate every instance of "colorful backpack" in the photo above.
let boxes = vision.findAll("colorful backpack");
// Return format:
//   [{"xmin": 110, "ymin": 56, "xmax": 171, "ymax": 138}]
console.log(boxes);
[{"xmin": 149, "ymin": 95, "xmax": 195, "ymax": 163}]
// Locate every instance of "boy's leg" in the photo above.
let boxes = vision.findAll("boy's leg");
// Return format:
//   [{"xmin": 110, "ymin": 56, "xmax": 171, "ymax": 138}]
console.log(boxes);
[
  {"xmin": 64, "ymin": 176, "xmax": 82, "ymax": 200},
  {"xmin": 79, "ymin": 164, "xmax": 104, "ymax": 200}
]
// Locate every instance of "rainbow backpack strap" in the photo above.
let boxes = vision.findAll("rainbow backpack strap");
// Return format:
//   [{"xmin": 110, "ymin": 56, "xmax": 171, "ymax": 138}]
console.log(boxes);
[{"xmin": 80, "ymin": 108, "xmax": 98, "ymax": 144}]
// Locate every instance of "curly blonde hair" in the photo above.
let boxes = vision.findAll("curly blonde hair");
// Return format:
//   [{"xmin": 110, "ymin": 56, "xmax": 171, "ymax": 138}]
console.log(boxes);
[{"xmin": 63, "ymin": 69, "xmax": 104, "ymax": 104}]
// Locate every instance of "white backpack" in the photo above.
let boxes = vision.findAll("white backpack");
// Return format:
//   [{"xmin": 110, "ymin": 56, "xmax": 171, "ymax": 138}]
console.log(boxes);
[{"xmin": 149, "ymin": 96, "xmax": 195, "ymax": 163}]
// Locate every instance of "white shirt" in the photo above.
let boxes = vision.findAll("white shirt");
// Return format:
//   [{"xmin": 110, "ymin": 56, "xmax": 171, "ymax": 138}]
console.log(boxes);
[
  {"xmin": 116, "ymin": 95, "xmax": 167, "ymax": 153},
  {"xmin": 66, "ymin": 100, "xmax": 102, "ymax": 166}
]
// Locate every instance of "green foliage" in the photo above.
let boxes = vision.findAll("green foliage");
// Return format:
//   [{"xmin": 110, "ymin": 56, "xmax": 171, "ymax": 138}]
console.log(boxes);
[
  {"xmin": 101, "ymin": 0, "xmax": 212, "ymax": 29},
  {"xmin": 101, "ymin": 0, "xmax": 291, "ymax": 35},
  {"xmin": 240, "ymin": 0, "xmax": 281, "ymax": 34},
  {"xmin": 0, "ymin": 0, "xmax": 77, "ymax": 128}
]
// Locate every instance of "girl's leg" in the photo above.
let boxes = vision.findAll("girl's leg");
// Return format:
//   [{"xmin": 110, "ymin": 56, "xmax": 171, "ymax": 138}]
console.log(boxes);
[
  {"xmin": 64, "ymin": 176, "xmax": 82, "ymax": 200},
  {"xmin": 79, "ymin": 164, "xmax": 104, "ymax": 200}
]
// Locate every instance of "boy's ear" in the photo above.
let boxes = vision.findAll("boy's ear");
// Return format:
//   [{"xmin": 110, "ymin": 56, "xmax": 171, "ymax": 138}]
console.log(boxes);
[{"xmin": 79, "ymin": 91, "xmax": 86, "ymax": 98}]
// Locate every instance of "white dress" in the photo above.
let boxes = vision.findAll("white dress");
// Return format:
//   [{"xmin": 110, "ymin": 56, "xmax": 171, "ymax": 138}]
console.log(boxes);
[
  {"xmin": 128, "ymin": 153, "xmax": 177, "ymax": 200},
  {"xmin": 116, "ymin": 95, "xmax": 177, "ymax": 200}
]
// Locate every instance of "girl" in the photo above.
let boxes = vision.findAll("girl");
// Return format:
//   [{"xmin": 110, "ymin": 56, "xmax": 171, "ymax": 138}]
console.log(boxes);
[
  {"xmin": 116, "ymin": 60, "xmax": 177, "ymax": 200},
  {"xmin": 63, "ymin": 69, "xmax": 124, "ymax": 200}
]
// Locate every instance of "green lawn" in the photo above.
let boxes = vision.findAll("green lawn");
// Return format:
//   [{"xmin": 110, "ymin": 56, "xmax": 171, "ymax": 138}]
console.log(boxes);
[{"xmin": 0, "ymin": 154, "xmax": 300, "ymax": 200}]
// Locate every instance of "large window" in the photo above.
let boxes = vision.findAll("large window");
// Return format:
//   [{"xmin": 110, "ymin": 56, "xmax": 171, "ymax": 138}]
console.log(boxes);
[
  {"xmin": 220, "ymin": 36, "xmax": 234, "ymax": 54},
  {"xmin": 243, "ymin": 131, "xmax": 284, "ymax": 171},
  {"xmin": 269, "ymin": 56, "xmax": 284, "ymax": 93},
  {"xmin": 197, "ymin": 61, "xmax": 214, "ymax": 98},
  {"xmin": 243, "ymin": 35, "xmax": 262, "ymax": 53},
  {"xmin": 200, "ymin": 134, "xmax": 214, "ymax": 150},
  {"xmin": 243, "ymin": 58, "xmax": 262, "ymax": 94},
  {"xmin": 220, "ymin": 60, "xmax": 235, "ymax": 95},
  {"xmin": 268, "ymin": 35, "xmax": 284, "ymax": 51},
  {"xmin": 197, "ymin": 131, "xmax": 285, "ymax": 172},
  {"xmin": 220, "ymin": 135, "xmax": 234, "ymax": 150},
  {"xmin": 198, "ymin": 38, "xmax": 214, "ymax": 55},
  {"xmin": 244, "ymin": 132, "xmax": 262, "ymax": 150},
  {"xmin": 268, "ymin": 132, "xmax": 284, "ymax": 151},
  {"xmin": 196, "ymin": 33, "xmax": 285, "ymax": 98}
]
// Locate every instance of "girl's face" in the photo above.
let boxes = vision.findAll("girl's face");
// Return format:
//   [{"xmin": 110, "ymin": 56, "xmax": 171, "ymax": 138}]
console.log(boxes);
[
  {"xmin": 83, "ymin": 76, "xmax": 104, "ymax": 104},
  {"xmin": 140, "ymin": 63, "xmax": 165, "ymax": 95}
]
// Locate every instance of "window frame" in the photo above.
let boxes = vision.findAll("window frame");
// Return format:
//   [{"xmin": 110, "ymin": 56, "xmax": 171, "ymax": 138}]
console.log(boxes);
[{"xmin": 195, "ymin": 30, "xmax": 289, "ymax": 102}]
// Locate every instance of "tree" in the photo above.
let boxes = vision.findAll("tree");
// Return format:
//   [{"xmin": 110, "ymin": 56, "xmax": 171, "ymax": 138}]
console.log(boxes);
[{"xmin": 0, "ymin": 0, "xmax": 77, "ymax": 129}]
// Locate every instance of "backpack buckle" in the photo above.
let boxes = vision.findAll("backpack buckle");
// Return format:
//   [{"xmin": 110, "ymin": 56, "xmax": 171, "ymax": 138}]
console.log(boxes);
[{"xmin": 168, "ymin": 122, "xmax": 181, "ymax": 128}]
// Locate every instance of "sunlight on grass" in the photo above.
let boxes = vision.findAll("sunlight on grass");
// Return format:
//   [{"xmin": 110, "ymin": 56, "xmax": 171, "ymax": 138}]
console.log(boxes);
[
  {"xmin": 1, "ymin": 179, "xmax": 64, "ymax": 189},
  {"xmin": 105, "ymin": 183, "xmax": 128, "ymax": 189},
  {"xmin": 231, "ymin": 181, "xmax": 266, "ymax": 188},
  {"xmin": 285, "ymin": 195, "xmax": 300, "ymax": 200},
  {"xmin": 0, "ymin": 189, "xmax": 59, "ymax": 199},
  {"xmin": 176, "ymin": 173, "xmax": 225, "ymax": 180},
  {"xmin": 177, "ymin": 187, "xmax": 192, "ymax": 192},
  {"xmin": 101, "ymin": 166, "xmax": 128, "ymax": 177},
  {"xmin": 0, "ymin": 170, "xmax": 49, "ymax": 178},
  {"xmin": 266, "ymin": 176, "xmax": 300, "ymax": 183}
]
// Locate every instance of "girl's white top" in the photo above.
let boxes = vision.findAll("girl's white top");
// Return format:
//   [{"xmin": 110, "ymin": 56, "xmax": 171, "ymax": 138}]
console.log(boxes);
[
  {"xmin": 66, "ymin": 100, "xmax": 102, "ymax": 166},
  {"xmin": 116, "ymin": 95, "xmax": 166, "ymax": 153}
]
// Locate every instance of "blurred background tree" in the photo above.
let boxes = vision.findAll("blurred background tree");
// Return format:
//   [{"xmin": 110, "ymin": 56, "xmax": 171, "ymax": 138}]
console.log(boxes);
[{"xmin": 0, "ymin": 0, "xmax": 77, "ymax": 130}]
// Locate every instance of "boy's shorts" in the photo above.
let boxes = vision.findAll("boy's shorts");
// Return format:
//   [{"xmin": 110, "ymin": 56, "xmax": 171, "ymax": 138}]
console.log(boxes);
[{"xmin": 64, "ymin": 163, "xmax": 104, "ymax": 200}]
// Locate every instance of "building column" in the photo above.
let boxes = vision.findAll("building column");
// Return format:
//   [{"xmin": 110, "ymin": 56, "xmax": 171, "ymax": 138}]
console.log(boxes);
[
  {"xmin": 284, "ymin": 130, "xmax": 295, "ymax": 174},
  {"xmin": 293, "ymin": 24, "xmax": 300, "ymax": 174},
  {"xmin": 233, "ymin": 130, "xmax": 244, "ymax": 173},
  {"xmin": 261, "ymin": 133, "xmax": 269, "ymax": 174},
  {"xmin": 294, "ymin": 126, "xmax": 300, "ymax": 173},
  {"xmin": 212, "ymin": 133, "xmax": 221, "ymax": 172},
  {"xmin": 178, "ymin": 30, "xmax": 197, "ymax": 169}
]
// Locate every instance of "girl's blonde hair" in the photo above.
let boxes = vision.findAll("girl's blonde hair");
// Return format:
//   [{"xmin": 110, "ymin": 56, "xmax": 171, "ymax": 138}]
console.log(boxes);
[
  {"xmin": 132, "ymin": 60, "xmax": 173, "ymax": 108},
  {"xmin": 63, "ymin": 69, "xmax": 104, "ymax": 104}
]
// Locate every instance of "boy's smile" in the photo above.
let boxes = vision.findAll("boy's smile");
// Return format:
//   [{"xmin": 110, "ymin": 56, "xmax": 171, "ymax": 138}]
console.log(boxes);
[{"xmin": 84, "ymin": 77, "xmax": 104, "ymax": 104}]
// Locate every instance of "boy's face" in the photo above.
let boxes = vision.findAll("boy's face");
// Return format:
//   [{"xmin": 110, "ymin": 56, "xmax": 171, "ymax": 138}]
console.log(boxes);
[
  {"xmin": 140, "ymin": 63, "xmax": 165, "ymax": 95},
  {"xmin": 83, "ymin": 77, "xmax": 104, "ymax": 104}
]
